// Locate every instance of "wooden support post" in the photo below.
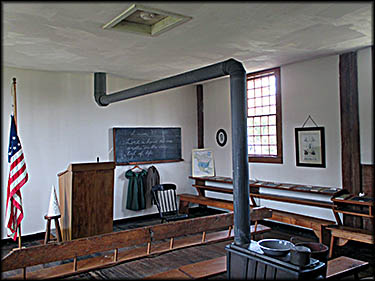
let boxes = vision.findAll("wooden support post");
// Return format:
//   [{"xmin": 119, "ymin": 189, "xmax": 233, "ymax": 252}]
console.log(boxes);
[
  {"xmin": 23, "ymin": 267, "xmax": 26, "ymax": 279},
  {"xmin": 329, "ymin": 235, "xmax": 335, "ymax": 258},
  {"xmin": 169, "ymin": 238, "xmax": 174, "ymax": 250},
  {"xmin": 113, "ymin": 248, "xmax": 118, "ymax": 262},
  {"xmin": 73, "ymin": 257, "xmax": 77, "ymax": 272},
  {"xmin": 201, "ymin": 231, "xmax": 206, "ymax": 243},
  {"xmin": 227, "ymin": 226, "xmax": 232, "ymax": 238},
  {"xmin": 147, "ymin": 242, "xmax": 151, "ymax": 254}
]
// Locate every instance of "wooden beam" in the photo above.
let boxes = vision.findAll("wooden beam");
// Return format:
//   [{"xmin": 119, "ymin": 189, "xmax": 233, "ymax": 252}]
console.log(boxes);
[
  {"xmin": 197, "ymin": 84, "xmax": 204, "ymax": 149},
  {"xmin": 339, "ymin": 51, "xmax": 361, "ymax": 228},
  {"xmin": 2, "ymin": 227, "xmax": 150, "ymax": 272}
]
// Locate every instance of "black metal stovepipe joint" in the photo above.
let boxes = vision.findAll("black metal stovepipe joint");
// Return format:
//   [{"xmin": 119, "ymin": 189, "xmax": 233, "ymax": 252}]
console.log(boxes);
[{"xmin": 94, "ymin": 59, "xmax": 250, "ymax": 245}]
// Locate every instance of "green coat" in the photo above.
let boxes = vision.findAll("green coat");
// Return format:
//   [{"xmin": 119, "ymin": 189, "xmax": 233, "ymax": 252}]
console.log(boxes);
[{"xmin": 125, "ymin": 169, "xmax": 147, "ymax": 211}]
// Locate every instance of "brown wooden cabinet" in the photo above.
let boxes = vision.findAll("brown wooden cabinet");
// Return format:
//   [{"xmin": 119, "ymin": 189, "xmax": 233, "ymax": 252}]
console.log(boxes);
[{"xmin": 58, "ymin": 162, "xmax": 115, "ymax": 241}]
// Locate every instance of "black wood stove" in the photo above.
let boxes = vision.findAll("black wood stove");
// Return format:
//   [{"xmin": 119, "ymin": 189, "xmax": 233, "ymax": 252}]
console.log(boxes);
[{"xmin": 226, "ymin": 241, "xmax": 326, "ymax": 279}]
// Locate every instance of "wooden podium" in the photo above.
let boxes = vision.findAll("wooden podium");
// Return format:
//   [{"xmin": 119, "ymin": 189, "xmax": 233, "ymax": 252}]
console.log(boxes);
[{"xmin": 58, "ymin": 162, "xmax": 115, "ymax": 241}]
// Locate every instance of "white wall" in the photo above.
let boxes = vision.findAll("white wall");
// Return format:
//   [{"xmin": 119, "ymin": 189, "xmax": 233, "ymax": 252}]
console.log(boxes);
[
  {"xmin": 1, "ymin": 67, "xmax": 197, "ymax": 239},
  {"xmin": 203, "ymin": 48, "xmax": 373, "ymax": 221},
  {"xmin": 358, "ymin": 47, "xmax": 373, "ymax": 164}
]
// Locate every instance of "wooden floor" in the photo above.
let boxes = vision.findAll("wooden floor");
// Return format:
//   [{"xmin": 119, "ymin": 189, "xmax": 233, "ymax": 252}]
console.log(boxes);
[{"xmin": 2, "ymin": 207, "xmax": 374, "ymax": 280}]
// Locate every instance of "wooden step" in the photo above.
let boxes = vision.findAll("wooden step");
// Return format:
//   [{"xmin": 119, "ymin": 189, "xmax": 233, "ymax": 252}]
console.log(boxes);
[{"xmin": 326, "ymin": 256, "xmax": 369, "ymax": 279}]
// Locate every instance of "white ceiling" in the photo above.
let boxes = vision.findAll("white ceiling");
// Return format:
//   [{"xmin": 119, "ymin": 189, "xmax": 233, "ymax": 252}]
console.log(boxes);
[{"xmin": 3, "ymin": 2, "xmax": 373, "ymax": 81}]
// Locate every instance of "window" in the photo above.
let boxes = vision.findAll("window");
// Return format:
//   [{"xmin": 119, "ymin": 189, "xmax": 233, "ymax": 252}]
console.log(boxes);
[{"xmin": 247, "ymin": 67, "xmax": 282, "ymax": 163}]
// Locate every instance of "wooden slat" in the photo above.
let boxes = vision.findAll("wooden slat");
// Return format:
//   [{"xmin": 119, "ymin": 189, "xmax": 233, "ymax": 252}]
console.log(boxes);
[
  {"xmin": 250, "ymin": 193, "xmax": 333, "ymax": 208},
  {"xmin": 144, "ymin": 269, "xmax": 191, "ymax": 279},
  {"xmin": 2, "ymin": 227, "xmax": 151, "ymax": 272},
  {"xmin": 150, "ymin": 212, "xmax": 234, "ymax": 240},
  {"xmin": 327, "ymin": 226, "xmax": 374, "ymax": 244},
  {"xmin": 178, "ymin": 194, "xmax": 272, "ymax": 221},
  {"xmin": 193, "ymin": 184, "xmax": 233, "ymax": 194},
  {"xmin": 179, "ymin": 256, "xmax": 226, "ymax": 279}
]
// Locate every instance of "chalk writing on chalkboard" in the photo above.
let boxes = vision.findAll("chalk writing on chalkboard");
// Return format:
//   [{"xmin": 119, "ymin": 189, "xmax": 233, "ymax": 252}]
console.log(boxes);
[{"xmin": 113, "ymin": 127, "xmax": 182, "ymax": 164}]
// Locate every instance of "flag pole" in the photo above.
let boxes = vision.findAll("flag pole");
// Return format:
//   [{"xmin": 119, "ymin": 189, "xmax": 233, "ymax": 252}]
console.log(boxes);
[{"xmin": 12, "ymin": 77, "xmax": 22, "ymax": 249}]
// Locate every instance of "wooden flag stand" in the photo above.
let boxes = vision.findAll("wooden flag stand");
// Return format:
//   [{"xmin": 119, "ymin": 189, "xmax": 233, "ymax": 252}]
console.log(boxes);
[{"xmin": 12, "ymin": 77, "xmax": 22, "ymax": 249}]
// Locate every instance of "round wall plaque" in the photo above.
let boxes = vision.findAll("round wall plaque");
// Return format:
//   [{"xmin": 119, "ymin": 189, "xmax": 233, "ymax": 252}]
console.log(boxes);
[{"xmin": 216, "ymin": 129, "xmax": 227, "ymax": 147}]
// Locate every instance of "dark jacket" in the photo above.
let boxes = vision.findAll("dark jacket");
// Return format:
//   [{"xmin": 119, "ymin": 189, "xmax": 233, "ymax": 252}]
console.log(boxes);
[{"xmin": 146, "ymin": 166, "xmax": 160, "ymax": 208}]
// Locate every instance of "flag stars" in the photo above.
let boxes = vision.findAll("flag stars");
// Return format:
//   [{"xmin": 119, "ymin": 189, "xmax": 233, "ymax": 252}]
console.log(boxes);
[{"xmin": 13, "ymin": 147, "xmax": 17, "ymax": 150}]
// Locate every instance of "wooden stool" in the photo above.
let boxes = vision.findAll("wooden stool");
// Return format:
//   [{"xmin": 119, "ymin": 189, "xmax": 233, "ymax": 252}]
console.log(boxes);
[{"xmin": 44, "ymin": 215, "xmax": 62, "ymax": 244}]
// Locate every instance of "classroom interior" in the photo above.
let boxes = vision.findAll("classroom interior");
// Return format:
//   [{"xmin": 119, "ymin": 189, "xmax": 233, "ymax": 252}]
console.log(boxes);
[{"xmin": 2, "ymin": 2, "xmax": 374, "ymax": 280}]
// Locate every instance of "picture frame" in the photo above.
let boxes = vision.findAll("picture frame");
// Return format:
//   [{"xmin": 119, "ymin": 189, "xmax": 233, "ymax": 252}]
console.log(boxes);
[
  {"xmin": 192, "ymin": 148, "xmax": 215, "ymax": 177},
  {"xmin": 295, "ymin": 127, "xmax": 326, "ymax": 168}
]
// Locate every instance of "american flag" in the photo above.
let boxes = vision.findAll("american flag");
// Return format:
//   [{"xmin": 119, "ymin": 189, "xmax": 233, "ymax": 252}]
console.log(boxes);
[{"xmin": 6, "ymin": 114, "xmax": 28, "ymax": 241}]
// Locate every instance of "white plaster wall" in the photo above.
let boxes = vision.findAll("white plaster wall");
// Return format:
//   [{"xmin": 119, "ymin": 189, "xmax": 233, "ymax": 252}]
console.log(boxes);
[
  {"xmin": 203, "ymin": 54, "xmax": 347, "ymax": 221},
  {"xmin": 358, "ymin": 47, "xmax": 373, "ymax": 164},
  {"xmin": 1, "ymin": 67, "xmax": 197, "ymax": 239}
]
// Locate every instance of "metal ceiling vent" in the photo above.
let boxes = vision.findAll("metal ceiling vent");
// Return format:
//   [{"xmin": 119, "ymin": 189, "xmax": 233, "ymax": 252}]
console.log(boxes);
[{"xmin": 102, "ymin": 4, "xmax": 192, "ymax": 37}]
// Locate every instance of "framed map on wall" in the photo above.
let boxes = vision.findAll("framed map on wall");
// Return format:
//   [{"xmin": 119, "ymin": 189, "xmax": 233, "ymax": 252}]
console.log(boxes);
[{"xmin": 192, "ymin": 149, "xmax": 215, "ymax": 177}]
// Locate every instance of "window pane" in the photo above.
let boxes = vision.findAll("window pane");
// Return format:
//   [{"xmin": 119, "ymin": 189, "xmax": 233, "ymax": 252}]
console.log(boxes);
[
  {"xmin": 248, "ymin": 89, "xmax": 255, "ymax": 98},
  {"xmin": 270, "ymin": 105, "xmax": 276, "ymax": 114},
  {"xmin": 254, "ymin": 126, "xmax": 261, "ymax": 135},
  {"xmin": 255, "ymin": 107, "xmax": 262, "ymax": 115},
  {"xmin": 262, "ymin": 146, "xmax": 270, "ymax": 154},
  {"xmin": 270, "ymin": 145, "xmax": 277, "ymax": 155},
  {"xmin": 270, "ymin": 84, "xmax": 276, "ymax": 95},
  {"xmin": 248, "ymin": 127, "xmax": 254, "ymax": 135},
  {"xmin": 261, "ymin": 116, "xmax": 268, "ymax": 125},
  {"xmin": 262, "ymin": 106, "xmax": 269, "ymax": 115},
  {"xmin": 247, "ymin": 118, "xmax": 254, "ymax": 126},
  {"xmin": 254, "ymin": 146, "xmax": 262, "ymax": 154},
  {"xmin": 262, "ymin": 77, "xmax": 269, "ymax": 86},
  {"xmin": 255, "ymin": 88, "xmax": 261, "ymax": 97},
  {"xmin": 255, "ymin": 79, "xmax": 261, "ymax": 88},
  {"xmin": 270, "ymin": 135, "xmax": 276, "ymax": 144},
  {"xmin": 248, "ymin": 98, "xmax": 255, "ymax": 107},
  {"xmin": 269, "ymin": 76, "xmax": 275, "ymax": 86},
  {"xmin": 248, "ymin": 80, "xmax": 254, "ymax": 89},
  {"xmin": 262, "ymin": 96, "xmax": 269, "ymax": 106},
  {"xmin": 269, "ymin": 115, "xmax": 276, "ymax": 125},
  {"xmin": 248, "ymin": 108, "xmax": 255, "ymax": 116},
  {"xmin": 263, "ymin": 87, "xmax": 270, "ymax": 96},
  {"xmin": 270, "ymin": 95, "xmax": 276, "ymax": 105},
  {"xmin": 269, "ymin": 126, "xmax": 276, "ymax": 135},
  {"xmin": 254, "ymin": 117, "xmax": 260, "ymax": 125},
  {"xmin": 262, "ymin": 126, "xmax": 269, "ymax": 135},
  {"xmin": 256, "ymin": 98, "xmax": 262, "ymax": 106},
  {"xmin": 255, "ymin": 136, "xmax": 261, "ymax": 144},
  {"xmin": 248, "ymin": 146, "xmax": 254, "ymax": 154},
  {"xmin": 261, "ymin": 136, "xmax": 268, "ymax": 144}
]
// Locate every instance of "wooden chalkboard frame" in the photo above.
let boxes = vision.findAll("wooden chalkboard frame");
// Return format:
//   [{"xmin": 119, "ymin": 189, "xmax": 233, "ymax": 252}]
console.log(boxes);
[{"xmin": 113, "ymin": 127, "xmax": 183, "ymax": 165}]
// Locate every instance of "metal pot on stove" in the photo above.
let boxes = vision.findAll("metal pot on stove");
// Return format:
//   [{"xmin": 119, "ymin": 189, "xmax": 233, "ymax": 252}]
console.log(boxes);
[{"xmin": 290, "ymin": 245, "xmax": 311, "ymax": 267}]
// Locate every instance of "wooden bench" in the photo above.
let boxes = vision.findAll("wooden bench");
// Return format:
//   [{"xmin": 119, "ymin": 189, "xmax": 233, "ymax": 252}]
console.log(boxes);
[
  {"xmin": 145, "ymin": 255, "xmax": 369, "ymax": 280},
  {"xmin": 326, "ymin": 256, "xmax": 369, "ymax": 279},
  {"xmin": 188, "ymin": 176, "xmax": 341, "ymax": 243},
  {"xmin": 326, "ymin": 225, "xmax": 374, "ymax": 258},
  {"xmin": 178, "ymin": 194, "xmax": 272, "ymax": 239}
]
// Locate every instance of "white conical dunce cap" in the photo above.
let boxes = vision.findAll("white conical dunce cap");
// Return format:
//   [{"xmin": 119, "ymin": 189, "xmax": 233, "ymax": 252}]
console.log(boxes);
[{"xmin": 47, "ymin": 185, "xmax": 61, "ymax": 217}]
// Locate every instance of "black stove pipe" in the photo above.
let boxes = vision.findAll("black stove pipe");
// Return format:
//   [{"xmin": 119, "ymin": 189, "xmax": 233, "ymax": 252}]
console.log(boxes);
[{"xmin": 94, "ymin": 59, "xmax": 250, "ymax": 245}]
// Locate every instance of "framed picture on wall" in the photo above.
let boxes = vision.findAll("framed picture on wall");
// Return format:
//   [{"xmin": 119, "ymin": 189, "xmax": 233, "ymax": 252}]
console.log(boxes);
[
  {"xmin": 295, "ymin": 127, "xmax": 326, "ymax": 168},
  {"xmin": 192, "ymin": 149, "xmax": 215, "ymax": 177}
]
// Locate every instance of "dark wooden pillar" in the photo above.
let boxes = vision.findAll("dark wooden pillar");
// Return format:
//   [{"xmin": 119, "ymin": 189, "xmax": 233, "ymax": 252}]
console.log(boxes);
[
  {"xmin": 339, "ymin": 52, "xmax": 362, "ymax": 227},
  {"xmin": 197, "ymin": 84, "xmax": 204, "ymax": 149}
]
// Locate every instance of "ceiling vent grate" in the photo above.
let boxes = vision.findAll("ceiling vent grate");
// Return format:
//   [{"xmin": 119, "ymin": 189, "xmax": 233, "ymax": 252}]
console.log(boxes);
[{"xmin": 102, "ymin": 4, "xmax": 192, "ymax": 37}]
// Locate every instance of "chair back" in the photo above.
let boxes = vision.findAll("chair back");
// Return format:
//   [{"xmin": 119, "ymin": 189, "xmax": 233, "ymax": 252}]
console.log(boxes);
[{"xmin": 152, "ymin": 184, "xmax": 178, "ymax": 218}]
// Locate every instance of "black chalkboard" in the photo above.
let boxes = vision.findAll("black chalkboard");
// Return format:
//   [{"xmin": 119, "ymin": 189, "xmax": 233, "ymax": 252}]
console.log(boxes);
[{"xmin": 113, "ymin": 127, "xmax": 182, "ymax": 164}]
